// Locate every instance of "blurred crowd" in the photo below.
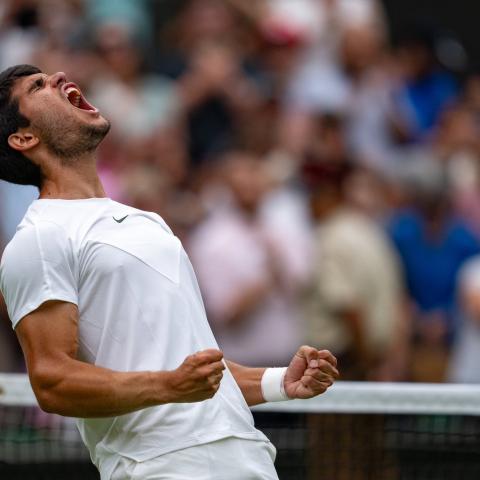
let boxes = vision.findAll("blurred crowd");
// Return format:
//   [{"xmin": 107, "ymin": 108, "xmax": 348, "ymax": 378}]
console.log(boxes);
[{"xmin": 2, "ymin": 0, "xmax": 480, "ymax": 384}]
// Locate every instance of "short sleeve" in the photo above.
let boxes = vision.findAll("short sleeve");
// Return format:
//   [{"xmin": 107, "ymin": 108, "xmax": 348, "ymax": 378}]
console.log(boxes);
[{"xmin": 0, "ymin": 221, "xmax": 78, "ymax": 328}]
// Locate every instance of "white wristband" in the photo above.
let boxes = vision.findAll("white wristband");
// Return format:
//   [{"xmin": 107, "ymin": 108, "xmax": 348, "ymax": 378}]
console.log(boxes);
[{"xmin": 261, "ymin": 367, "xmax": 289, "ymax": 402}]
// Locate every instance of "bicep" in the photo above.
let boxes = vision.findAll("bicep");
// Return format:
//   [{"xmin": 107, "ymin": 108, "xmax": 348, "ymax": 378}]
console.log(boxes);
[{"xmin": 16, "ymin": 300, "xmax": 80, "ymax": 379}]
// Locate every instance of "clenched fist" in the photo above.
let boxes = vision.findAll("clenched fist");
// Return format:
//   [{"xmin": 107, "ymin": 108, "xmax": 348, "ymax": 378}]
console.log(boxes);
[
  {"xmin": 167, "ymin": 349, "xmax": 225, "ymax": 403},
  {"xmin": 284, "ymin": 346, "xmax": 339, "ymax": 399}
]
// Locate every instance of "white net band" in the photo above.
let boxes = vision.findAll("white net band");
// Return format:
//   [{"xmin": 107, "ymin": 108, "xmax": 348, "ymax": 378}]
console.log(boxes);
[{"xmin": 2, "ymin": 373, "xmax": 480, "ymax": 415}]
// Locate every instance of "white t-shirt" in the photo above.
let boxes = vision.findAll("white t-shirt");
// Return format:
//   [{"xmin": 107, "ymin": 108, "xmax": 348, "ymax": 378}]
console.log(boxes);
[{"xmin": 0, "ymin": 198, "xmax": 268, "ymax": 478}]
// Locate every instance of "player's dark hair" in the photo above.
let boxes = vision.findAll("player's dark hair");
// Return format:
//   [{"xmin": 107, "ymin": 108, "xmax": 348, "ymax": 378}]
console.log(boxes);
[{"xmin": 0, "ymin": 64, "xmax": 43, "ymax": 188}]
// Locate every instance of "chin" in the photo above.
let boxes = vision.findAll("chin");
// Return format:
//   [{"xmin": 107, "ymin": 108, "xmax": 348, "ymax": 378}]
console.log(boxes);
[
  {"xmin": 99, "ymin": 117, "xmax": 112, "ymax": 136},
  {"xmin": 94, "ymin": 114, "xmax": 111, "ymax": 130},
  {"xmin": 72, "ymin": 114, "xmax": 112, "ymax": 154},
  {"xmin": 91, "ymin": 116, "xmax": 111, "ymax": 140},
  {"xmin": 83, "ymin": 113, "xmax": 111, "ymax": 135}
]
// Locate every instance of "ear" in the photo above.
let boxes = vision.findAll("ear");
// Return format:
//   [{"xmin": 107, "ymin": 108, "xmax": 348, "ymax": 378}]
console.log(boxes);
[{"xmin": 8, "ymin": 130, "xmax": 40, "ymax": 152}]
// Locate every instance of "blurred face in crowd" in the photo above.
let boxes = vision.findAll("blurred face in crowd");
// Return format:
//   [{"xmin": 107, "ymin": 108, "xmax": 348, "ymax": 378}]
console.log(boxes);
[
  {"xmin": 95, "ymin": 25, "xmax": 143, "ymax": 81},
  {"xmin": 224, "ymin": 153, "xmax": 268, "ymax": 215},
  {"xmin": 9, "ymin": 70, "xmax": 110, "ymax": 161},
  {"xmin": 309, "ymin": 114, "xmax": 348, "ymax": 165},
  {"xmin": 436, "ymin": 106, "xmax": 479, "ymax": 152},
  {"xmin": 343, "ymin": 168, "xmax": 385, "ymax": 216},
  {"xmin": 181, "ymin": 0, "xmax": 235, "ymax": 43},
  {"xmin": 397, "ymin": 40, "xmax": 434, "ymax": 80},
  {"xmin": 340, "ymin": 25, "xmax": 383, "ymax": 76}
]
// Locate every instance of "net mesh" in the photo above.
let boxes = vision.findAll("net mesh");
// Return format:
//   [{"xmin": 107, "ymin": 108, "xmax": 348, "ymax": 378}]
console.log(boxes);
[
  {"xmin": 254, "ymin": 412, "xmax": 480, "ymax": 479},
  {"xmin": 0, "ymin": 374, "xmax": 98, "ymax": 479},
  {"xmin": 2, "ymin": 375, "xmax": 480, "ymax": 480}
]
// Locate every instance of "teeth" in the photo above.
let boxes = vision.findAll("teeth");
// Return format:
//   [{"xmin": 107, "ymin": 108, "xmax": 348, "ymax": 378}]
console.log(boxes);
[
  {"xmin": 65, "ymin": 86, "xmax": 82, "ymax": 108},
  {"xmin": 66, "ymin": 86, "xmax": 80, "ymax": 96}
]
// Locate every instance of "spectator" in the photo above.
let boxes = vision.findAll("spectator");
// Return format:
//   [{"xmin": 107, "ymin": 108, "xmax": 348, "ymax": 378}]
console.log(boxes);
[
  {"xmin": 389, "ymin": 165, "xmax": 480, "ymax": 381},
  {"xmin": 156, "ymin": 0, "xmax": 265, "ymax": 164},
  {"xmin": 393, "ymin": 24, "xmax": 459, "ymax": 143},
  {"xmin": 0, "ymin": 0, "xmax": 40, "ymax": 70},
  {"xmin": 281, "ymin": 0, "xmax": 392, "ymax": 164},
  {"xmin": 0, "ymin": 0, "xmax": 478, "ymax": 384},
  {"xmin": 85, "ymin": 0, "xmax": 152, "ymax": 47},
  {"xmin": 188, "ymin": 151, "xmax": 309, "ymax": 366},
  {"xmin": 89, "ymin": 23, "xmax": 180, "ymax": 141},
  {"xmin": 303, "ymin": 162, "xmax": 407, "ymax": 381}
]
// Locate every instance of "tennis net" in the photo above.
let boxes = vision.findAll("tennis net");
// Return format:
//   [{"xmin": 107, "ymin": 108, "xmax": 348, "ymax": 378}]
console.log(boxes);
[{"xmin": 2, "ymin": 374, "xmax": 480, "ymax": 479}]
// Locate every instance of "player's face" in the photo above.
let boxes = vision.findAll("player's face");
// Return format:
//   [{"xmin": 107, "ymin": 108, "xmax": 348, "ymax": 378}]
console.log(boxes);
[{"xmin": 12, "ymin": 71, "xmax": 110, "ymax": 158}]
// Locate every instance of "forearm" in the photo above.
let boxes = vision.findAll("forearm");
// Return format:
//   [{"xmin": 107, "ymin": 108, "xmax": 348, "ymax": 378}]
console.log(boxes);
[
  {"xmin": 30, "ymin": 358, "xmax": 172, "ymax": 418},
  {"xmin": 226, "ymin": 360, "xmax": 266, "ymax": 406},
  {"xmin": 17, "ymin": 302, "xmax": 224, "ymax": 417}
]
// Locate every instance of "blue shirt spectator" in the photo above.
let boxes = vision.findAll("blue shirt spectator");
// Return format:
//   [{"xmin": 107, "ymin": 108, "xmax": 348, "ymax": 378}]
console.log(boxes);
[
  {"xmin": 389, "ymin": 209, "xmax": 480, "ymax": 335},
  {"xmin": 396, "ymin": 70, "xmax": 458, "ymax": 140}
]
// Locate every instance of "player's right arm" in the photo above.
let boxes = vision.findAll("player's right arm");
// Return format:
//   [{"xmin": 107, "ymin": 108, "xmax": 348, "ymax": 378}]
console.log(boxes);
[
  {"xmin": 1, "ymin": 222, "xmax": 224, "ymax": 418},
  {"xmin": 15, "ymin": 300, "xmax": 224, "ymax": 418}
]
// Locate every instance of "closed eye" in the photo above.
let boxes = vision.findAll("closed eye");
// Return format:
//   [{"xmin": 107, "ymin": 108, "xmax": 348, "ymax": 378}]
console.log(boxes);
[{"xmin": 29, "ymin": 77, "xmax": 45, "ymax": 93}]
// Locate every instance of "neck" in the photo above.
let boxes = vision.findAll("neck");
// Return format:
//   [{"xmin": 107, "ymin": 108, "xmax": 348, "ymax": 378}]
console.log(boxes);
[{"xmin": 38, "ymin": 151, "xmax": 106, "ymax": 200}]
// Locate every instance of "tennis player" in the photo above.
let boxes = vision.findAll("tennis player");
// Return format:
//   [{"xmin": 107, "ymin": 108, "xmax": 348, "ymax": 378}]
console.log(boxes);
[{"xmin": 0, "ymin": 65, "xmax": 338, "ymax": 480}]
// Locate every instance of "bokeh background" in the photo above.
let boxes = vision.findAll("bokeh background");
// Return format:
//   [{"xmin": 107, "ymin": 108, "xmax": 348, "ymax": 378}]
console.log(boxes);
[{"xmin": 2, "ymin": 0, "xmax": 480, "ymax": 384}]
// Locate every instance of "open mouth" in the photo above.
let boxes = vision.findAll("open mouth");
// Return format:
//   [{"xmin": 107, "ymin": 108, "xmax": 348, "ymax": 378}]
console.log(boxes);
[{"xmin": 62, "ymin": 82, "xmax": 98, "ymax": 114}]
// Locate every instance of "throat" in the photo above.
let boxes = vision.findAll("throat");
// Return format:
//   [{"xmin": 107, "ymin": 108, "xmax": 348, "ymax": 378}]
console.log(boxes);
[{"xmin": 38, "ymin": 153, "xmax": 105, "ymax": 200}]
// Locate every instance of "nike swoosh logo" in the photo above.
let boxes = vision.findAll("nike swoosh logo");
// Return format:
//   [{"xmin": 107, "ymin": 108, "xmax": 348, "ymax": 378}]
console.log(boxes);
[{"xmin": 113, "ymin": 215, "xmax": 129, "ymax": 223}]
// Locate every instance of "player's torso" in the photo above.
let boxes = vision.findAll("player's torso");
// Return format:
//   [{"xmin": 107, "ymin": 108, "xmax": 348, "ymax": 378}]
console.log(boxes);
[
  {"xmin": 26, "ymin": 199, "xmax": 215, "ymax": 370},
  {"xmin": 20, "ymin": 199, "xmax": 265, "ymax": 464}
]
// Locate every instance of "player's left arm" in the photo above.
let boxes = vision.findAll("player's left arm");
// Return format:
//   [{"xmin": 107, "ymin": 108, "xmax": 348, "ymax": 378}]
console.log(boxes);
[{"xmin": 226, "ymin": 346, "xmax": 339, "ymax": 406}]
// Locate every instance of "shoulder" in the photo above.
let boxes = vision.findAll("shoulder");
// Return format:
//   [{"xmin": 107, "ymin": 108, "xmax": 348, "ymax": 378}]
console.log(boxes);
[
  {"xmin": 8, "ymin": 219, "xmax": 68, "ymax": 247},
  {"xmin": 387, "ymin": 210, "xmax": 420, "ymax": 240},
  {"xmin": 1, "ymin": 221, "xmax": 72, "ymax": 272},
  {"xmin": 109, "ymin": 200, "xmax": 175, "ymax": 233},
  {"xmin": 448, "ymin": 220, "xmax": 480, "ymax": 252},
  {"xmin": 1, "ymin": 220, "xmax": 79, "ymax": 329}
]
